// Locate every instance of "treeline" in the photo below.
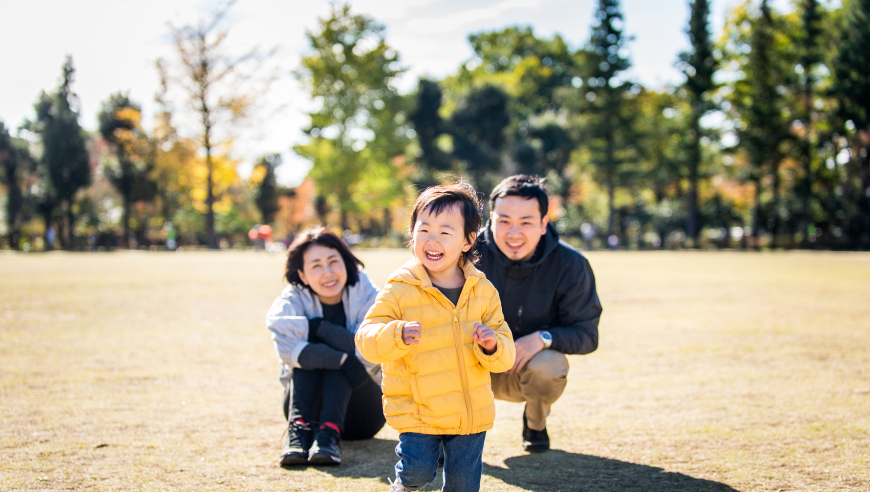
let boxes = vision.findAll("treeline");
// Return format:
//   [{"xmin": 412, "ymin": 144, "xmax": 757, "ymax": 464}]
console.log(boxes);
[
  {"xmin": 298, "ymin": 0, "xmax": 870, "ymax": 250},
  {"xmin": 0, "ymin": 7, "xmax": 294, "ymax": 251},
  {"xmin": 2, "ymin": 0, "xmax": 869, "ymax": 251}
]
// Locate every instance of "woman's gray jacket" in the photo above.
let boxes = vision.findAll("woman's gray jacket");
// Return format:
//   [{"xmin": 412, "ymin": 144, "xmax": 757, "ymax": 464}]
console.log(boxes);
[{"xmin": 266, "ymin": 270, "xmax": 380, "ymax": 387}]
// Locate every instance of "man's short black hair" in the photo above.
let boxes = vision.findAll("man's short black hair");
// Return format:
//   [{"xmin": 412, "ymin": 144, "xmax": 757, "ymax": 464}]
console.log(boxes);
[{"xmin": 489, "ymin": 174, "xmax": 549, "ymax": 219}]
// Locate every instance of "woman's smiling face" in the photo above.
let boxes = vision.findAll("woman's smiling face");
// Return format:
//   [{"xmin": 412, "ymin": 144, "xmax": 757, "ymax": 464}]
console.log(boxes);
[{"xmin": 298, "ymin": 244, "xmax": 347, "ymax": 305}]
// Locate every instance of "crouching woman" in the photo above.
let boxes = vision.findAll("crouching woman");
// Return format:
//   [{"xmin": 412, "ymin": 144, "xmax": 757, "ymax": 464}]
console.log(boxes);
[{"xmin": 266, "ymin": 227, "xmax": 385, "ymax": 466}]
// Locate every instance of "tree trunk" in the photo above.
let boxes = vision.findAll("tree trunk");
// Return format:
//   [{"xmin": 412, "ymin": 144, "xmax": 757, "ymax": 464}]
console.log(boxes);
[
  {"xmin": 751, "ymin": 178, "xmax": 761, "ymax": 249},
  {"xmin": 123, "ymin": 196, "xmax": 131, "ymax": 249},
  {"xmin": 65, "ymin": 200, "xmax": 74, "ymax": 250},
  {"xmin": 686, "ymin": 111, "xmax": 701, "ymax": 244},
  {"xmin": 205, "ymin": 143, "xmax": 217, "ymax": 249},
  {"xmin": 800, "ymin": 78, "xmax": 814, "ymax": 247},
  {"xmin": 771, "ymin": 160, "xmax": 781, "ymax": 248}
]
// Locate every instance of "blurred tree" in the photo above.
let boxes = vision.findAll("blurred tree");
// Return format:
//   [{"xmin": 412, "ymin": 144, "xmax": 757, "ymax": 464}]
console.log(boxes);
[
  {"xmin": 449, "ymin": 84, "xmax": 511, "ymax": 191},
  {"xmin": 409, "ymin": 79, "xmax": 451, "ymax": 180},
  {"xmin": 795, "ymin": 0, "xmax": 824, "ymax": 241},
  {"xmin": 461, "ymin": 26, "xmax": 579, "ymax": 120},
  {"xmin": 0, "ymin": 121, "xmax": 33, "ymax": 250},
  {"xmin": 24, "ymin": 56, "xmax": 91, "ymax": 249},
  {"xmin": 833, "ymin": 0, "xmax": 870, "ymax": 247},
  {"xmin": 679, "ymin": 0, "xmax": 718, "ymax": 243},
  {"xmin": 294, "ymin": 3, "xmax": 408, "ymax": 231},
  {"xmin": 252, "ymin": 153, "xmax": 280, "ymax": 224},
  {"xmin": 726, "ymin": 1, "xmax": 792, "ymax": 243},
  {"xmin": 583, "ymin": 0, "xmax": 636, "ymax": 236},
  {"xmin": 634, "ymin": 88, "xmax": 689, "ymax": 245},
  {"xmin": 98, "ymin": 93, "xmax": 158, "ymax": 248},
  {"xmin": 451, "ymin": 26, "xmax": 582, "ymax": 198},
  {"xmin": 165, "ymin": 1, "xmax": 277, "ymax": 248}
]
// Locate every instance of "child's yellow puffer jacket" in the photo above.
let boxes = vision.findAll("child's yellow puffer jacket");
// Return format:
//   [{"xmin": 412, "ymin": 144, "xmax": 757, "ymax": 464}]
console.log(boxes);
[{"xmin": 356, "ymin": 258, "xmax": 515, "ymax": 435}]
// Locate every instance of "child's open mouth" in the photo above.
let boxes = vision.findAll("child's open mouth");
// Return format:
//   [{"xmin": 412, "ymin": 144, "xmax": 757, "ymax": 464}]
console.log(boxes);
[
  {"xmin": 321, "ymin": 279, "xmax": 339, "ymax": 289},
  {"xmin": 425, "ymin": 251, "xmax": 443, "ymax": 261}
]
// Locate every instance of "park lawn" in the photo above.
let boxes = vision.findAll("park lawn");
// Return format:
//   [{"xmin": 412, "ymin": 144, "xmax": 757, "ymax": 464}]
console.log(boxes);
[{"xmin": 1, "ymin": 249, "xmax": 868, "ymax": 491}]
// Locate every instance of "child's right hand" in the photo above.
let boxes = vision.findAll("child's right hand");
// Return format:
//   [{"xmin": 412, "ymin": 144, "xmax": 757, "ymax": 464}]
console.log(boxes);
[{"xmin": 402, "ymin": 321, "xmax": 422, "ymax": 345}]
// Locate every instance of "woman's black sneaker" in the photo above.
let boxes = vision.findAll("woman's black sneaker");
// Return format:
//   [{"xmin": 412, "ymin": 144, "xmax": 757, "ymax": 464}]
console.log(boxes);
[
  {"xmin": 308, "ymin": 425, "xmax": 341, "ymax": 465},
  {"xmin": 280, "ymin": 420, "xmax": 312, "ymax": 466}
]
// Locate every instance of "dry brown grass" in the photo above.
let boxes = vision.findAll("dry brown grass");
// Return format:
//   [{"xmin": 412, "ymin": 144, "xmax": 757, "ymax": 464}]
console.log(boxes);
[{"xmin": 1, "ymin": 249, "xmax": 868, "ymax": 491}]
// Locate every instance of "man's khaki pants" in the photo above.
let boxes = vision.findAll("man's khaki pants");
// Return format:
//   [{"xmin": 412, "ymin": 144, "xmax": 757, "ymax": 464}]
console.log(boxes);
[{"xmin": 490, "ymin": 349, "xmax": 569, "ymax": 431}]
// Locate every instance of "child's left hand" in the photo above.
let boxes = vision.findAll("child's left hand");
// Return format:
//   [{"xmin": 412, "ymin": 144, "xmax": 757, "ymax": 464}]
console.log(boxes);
[{"xmin": 472, "ymin": 323, "xmax": 497, "ymax": 355}]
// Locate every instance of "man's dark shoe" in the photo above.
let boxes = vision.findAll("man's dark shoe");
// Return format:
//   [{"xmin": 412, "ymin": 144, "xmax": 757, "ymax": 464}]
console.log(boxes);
[
  {"xmin": 308, "ymin": 425, "xmax": 341, "ymax": 465},
  {"xmin": 522, "ymin": 411, "xmax": 550, "ymax": 453},
  {"xmin": 280, "ymin": 419, "xmax": 312, "ymax": 466}
]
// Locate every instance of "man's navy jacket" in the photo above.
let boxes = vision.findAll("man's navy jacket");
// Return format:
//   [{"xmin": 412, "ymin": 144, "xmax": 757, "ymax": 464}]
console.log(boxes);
[{"xmin": 474, "ymin": 221, "xmax": 602, "ymax": 355}]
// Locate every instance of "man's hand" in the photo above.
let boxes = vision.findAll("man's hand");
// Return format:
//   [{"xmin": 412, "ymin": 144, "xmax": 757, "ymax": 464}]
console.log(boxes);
[
  {"xmin": 507, "ymin": 331, "xmax": 546, "ymax": 374},
  {"xmin": 402, "ymin": 321, "xmax": 422, "ymax": 345},
  {"xmin": 472, "ymin": 323, "xmax": 497, "ymax": 355}
]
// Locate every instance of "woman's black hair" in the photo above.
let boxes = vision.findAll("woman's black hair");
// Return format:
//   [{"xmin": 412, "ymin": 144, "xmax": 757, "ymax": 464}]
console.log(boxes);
[{"xmin": 284, "ymin": 226, "xmax": 364, "ymax": 288}]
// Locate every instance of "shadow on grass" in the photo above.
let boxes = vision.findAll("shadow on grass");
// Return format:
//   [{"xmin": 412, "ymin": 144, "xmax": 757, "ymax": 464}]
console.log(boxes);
[
  {"xmin": 482, "ymin": 450, "xmax": 740, "ymax": 492},
  {"xmin": 284, "ymin": 437, "xmax": 446, "ymax": 490},
  {"xmin": 283, "ymin": 440, "xmax": 738, "ymax": 491}
]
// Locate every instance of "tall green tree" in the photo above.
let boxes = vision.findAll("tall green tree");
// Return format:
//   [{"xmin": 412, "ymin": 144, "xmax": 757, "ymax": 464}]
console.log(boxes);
[
  {"xmin": 833, "ymin": 0, "xmax": 870, "ymax": 246},
  {"xmin": 409, "ymin": 79, "xmax": 451, "ymax": 180},
  {"xmin": 449, "ymin": 84, "xmax": 511, "ymax": 191},
  {"xmin": 98, "ymin": 93, "xmax": 157, "ymax": 248},
  {"xmin": 462, "ymin": 26, "xmax": 579, "ymax": 121},
  {"xmin": 25, "ymin": 56, "xmax": 91, "ymax": 249},
  {"xmin": 253, "ymin": 153, "xmax": 280, "ymax": 224},
  {"xmin": 0, "ymin": 121, "xmax": 32, "ymax": 250},
  {"xmin": 455, "ymin": 26, "xmax": 582, "ymax": 198},
  {"xmin": 679, "ymin": 0, "xmax": 718, "ymax": 243},
  {"xmin": 795, "ymin": 0, "xmax": 824, "ymax": 239},
  {"xmin": 584, "ymin": 0, "xmax": 635, "ymax": 236},
  {"xmin": 294, "ymin": 3, "xmax": 407, "ymax": 231},
  {"xmin": 728, "ymin": 0, "xmax": 792, "ymax": 242}
]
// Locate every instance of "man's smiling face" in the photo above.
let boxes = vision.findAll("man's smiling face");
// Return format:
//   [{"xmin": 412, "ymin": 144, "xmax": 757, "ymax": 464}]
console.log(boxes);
[{"xmin": 490, "ymin": 195, "xmax": 548, "ymax": 263}]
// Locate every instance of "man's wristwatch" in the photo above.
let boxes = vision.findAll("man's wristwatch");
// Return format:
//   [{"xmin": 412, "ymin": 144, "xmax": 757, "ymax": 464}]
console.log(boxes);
[{"xmin": 539, "ymin": 330, "xmax": 553, "ymax": 350}]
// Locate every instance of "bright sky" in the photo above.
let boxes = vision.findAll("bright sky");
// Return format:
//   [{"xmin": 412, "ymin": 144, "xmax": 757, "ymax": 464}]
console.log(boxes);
[{"xmin": 0, "ymin": 0, "xmax": 792, "ymax": 186}]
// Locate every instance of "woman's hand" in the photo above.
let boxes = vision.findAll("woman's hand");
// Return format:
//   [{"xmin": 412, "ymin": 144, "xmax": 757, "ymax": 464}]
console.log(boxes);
[
  {"xmin": 402, "ymin": 321, "xmax": 422, "ymax": 345},
  {"xmin": 472, "ymin": 323, "xmax": 497, "ymax": 355}
]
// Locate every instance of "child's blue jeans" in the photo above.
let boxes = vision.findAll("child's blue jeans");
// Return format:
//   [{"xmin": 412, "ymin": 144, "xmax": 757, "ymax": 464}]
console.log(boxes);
[{"xmin": 394, "ymin": 431, "xmax": 486, "ymax": 492}]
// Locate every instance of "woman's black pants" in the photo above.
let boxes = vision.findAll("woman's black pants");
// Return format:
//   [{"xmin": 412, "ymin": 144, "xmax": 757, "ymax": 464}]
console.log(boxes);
[{"xmin": 283, "ymin": 368, "xmax": 385, "ymax": 441}]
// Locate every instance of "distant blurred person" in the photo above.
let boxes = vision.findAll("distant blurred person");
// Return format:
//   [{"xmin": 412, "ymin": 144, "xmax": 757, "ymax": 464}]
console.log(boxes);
[
  {"xmin": 266, "ymin": 227, "xmax": 384, "ymax": 466},
  {"xmin": 474, "ymin": 175, "xmax": 602, "ymax": 453}
]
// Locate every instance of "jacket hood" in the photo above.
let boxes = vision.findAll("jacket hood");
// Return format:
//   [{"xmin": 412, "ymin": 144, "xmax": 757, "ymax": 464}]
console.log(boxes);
[
  {"xmin": 388, "ymin": 257, "xmax": 486, "ymax": 288},
  {"xmin": 482, "ymin": 219, "xmax": 560, "ymax": 275}
]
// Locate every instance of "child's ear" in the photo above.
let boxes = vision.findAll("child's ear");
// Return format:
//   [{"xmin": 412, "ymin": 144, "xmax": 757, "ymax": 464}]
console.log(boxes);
[
  {"xmin": 463, "ymin": 232, "xmax": 477, "ymax": 252},
  {"xmin": 298, "ymin": 270, "xmax": 309, "ymax": 285}
]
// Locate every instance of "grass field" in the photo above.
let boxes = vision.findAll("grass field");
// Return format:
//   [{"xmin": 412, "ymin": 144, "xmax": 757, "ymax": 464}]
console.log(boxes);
[{"xmin": 2, "ymin": 249, "xmax": 869, "ymax": 491}]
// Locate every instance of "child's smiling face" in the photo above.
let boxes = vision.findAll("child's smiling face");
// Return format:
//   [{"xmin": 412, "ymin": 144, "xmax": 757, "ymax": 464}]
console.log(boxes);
[{"xmin": 412, "ymin": 203, "xmax": 473, "ymax": 286}]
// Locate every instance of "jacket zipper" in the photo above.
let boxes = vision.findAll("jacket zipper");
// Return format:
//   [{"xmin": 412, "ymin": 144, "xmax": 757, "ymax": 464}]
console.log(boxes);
[{"xmin": 452, "ymin": 306, "xmax": 473, "ymax": 433}]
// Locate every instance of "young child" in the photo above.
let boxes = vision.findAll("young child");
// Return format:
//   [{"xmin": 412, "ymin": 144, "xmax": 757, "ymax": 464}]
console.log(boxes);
[{"xmin": 355, "ymin": 182, "xmax": 516, "ymax": 492}]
